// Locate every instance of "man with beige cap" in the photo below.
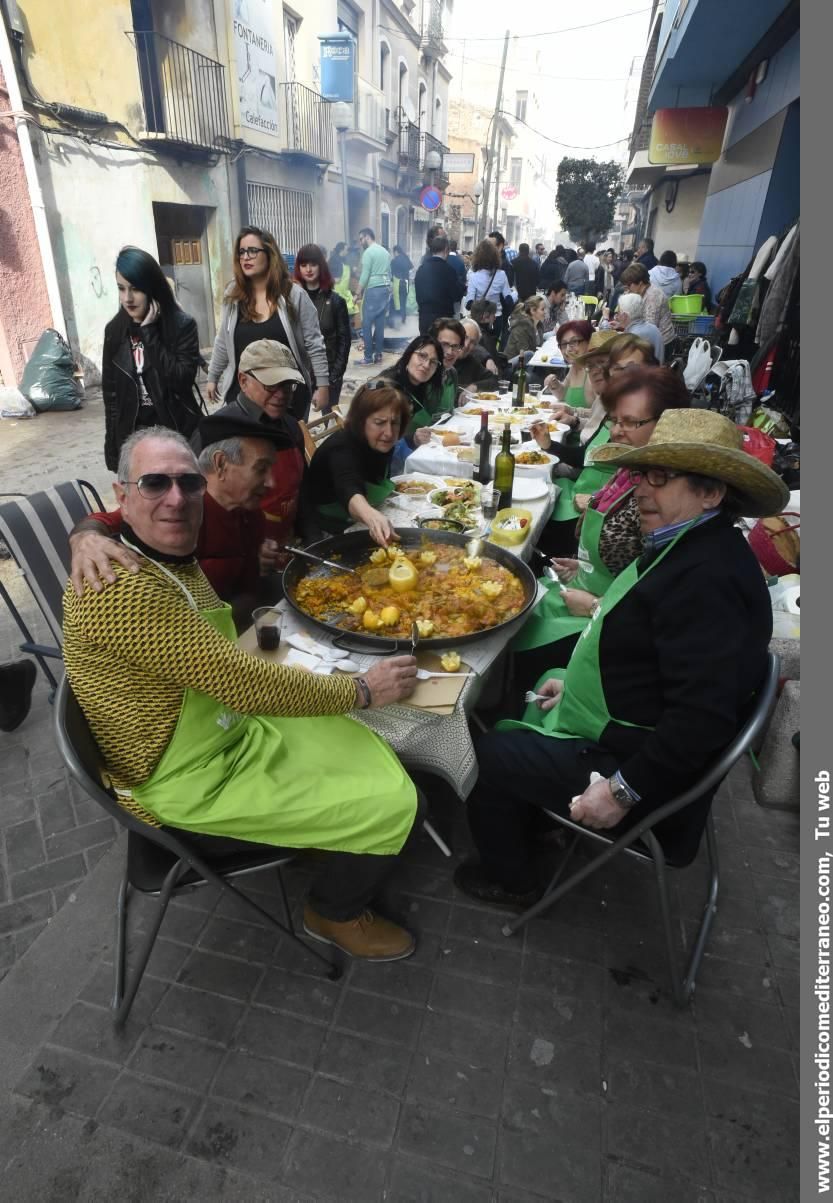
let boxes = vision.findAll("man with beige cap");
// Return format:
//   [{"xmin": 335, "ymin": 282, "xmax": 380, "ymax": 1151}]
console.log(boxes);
[{"xmin": 456, "ymin": 409, "xmax": 790, "ymax": 906}]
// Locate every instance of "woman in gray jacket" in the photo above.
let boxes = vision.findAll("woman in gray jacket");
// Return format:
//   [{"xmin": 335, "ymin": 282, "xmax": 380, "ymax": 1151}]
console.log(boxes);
[{"xmin": 206, "ymin": 226, "xmax": 330, "ymax": 418}]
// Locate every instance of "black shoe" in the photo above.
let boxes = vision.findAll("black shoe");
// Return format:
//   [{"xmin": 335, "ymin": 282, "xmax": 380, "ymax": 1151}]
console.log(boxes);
[
  {"xmin": 453, "ymin": 860, "xmax": 542, "ymax": 909},
  {"xmin": 0, "ymin": 659, "xmax": 37, "ymax": 732}
]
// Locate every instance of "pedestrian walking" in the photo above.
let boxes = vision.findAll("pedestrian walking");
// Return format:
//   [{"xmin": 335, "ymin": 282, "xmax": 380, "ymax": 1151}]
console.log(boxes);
[
  {"xmin": 512, "ymin": 244, "xmax": 540, "ymax": 301},
  {"xmin": 414, "ymin": 236, "xmax": 465, "ymax": 334},
  {"xmin": 355, "ymin": 228, "xmax": 392, "ymax": 366},
  {"xmin": 293, "ymin": 244, "xmax": 351, "ymax": 412},
  {"xmin": 390, "ymin": 244, "xmax": 413, "ymax": 325}
]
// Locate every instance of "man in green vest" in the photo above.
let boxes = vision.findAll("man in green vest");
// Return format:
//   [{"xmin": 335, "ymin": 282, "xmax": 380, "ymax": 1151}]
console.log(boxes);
[{"xmin": 355, "ymin": 227, "xmax": 392, "ymax": 366}]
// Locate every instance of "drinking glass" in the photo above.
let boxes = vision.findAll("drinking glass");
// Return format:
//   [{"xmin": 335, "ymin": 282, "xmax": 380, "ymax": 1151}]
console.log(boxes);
[
  {"xmin": 497, "ymin": 380, "xmax": 512, "ymax": 412},
  {"xmin": 480, "ymin": 486, "xmax": 501, "ymax": 521},
  {"xmin": 252, "ymin": 607, "xmax": 282, "ymax": 651}
]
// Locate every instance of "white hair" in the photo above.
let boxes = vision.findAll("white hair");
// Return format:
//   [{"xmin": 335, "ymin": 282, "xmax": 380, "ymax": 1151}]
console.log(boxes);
[
  {"xmin": 197, "ymin": 437, "xmax": 246, "ymax": 473},
  {"xmin": 618, "ymin": 292, "xmax": 646, "ymax": 322},
  {"xmin": 462, "ymin": 319, "xmax": 480, "ymax": 342},
  {"xmin": 117, "ymin": 426, "xmax": 199, "ymax": 483}
]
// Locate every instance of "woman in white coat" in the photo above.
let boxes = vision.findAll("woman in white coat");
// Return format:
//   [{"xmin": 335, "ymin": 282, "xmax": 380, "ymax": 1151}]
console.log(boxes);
[{"xmin": 207, "ymin": 226, "xmax": 330, "ymax": 418}]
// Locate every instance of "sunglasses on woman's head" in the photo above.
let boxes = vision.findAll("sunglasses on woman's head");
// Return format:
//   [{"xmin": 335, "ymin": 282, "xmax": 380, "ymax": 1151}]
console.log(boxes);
[{"xmin": 122, "ymin": 473, "xmax": 207, "ymax": 500}]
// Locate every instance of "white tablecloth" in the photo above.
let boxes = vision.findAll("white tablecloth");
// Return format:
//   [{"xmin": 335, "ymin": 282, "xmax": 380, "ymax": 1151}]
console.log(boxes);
[
  {"xmin": 405, "ymin": 405, "xmax": 567, "ymax": 487},
  {"xmin": 528, "ymin": 346, "xmax": 567, "ymax": 369}
]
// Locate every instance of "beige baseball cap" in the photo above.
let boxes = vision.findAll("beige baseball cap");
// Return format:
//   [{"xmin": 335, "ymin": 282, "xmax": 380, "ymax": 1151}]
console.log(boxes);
[{"xmin": 238, "ymin": 340, "xmax": 304, "ymax": 386}]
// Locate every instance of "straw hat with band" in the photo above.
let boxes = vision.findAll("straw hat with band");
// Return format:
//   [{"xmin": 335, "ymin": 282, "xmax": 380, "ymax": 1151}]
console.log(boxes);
[
  {"xmin": 590, "ymin": 409, "xmax": 790, "ymax": 518},
  {"xmin": 571, "ymin": 328, "xmax": 619, "ymax": 366}
]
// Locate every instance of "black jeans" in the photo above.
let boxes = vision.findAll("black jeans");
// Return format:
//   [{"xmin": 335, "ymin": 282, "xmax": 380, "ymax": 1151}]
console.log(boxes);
[{"xmin": 466, "ymin": 729, "xmax": 619, "ymax": 892}]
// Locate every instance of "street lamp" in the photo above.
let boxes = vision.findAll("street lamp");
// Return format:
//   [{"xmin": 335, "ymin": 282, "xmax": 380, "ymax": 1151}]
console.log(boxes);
[{"xmin": 332, "ymin": 101, "xmax": 353, "ymax": 246}]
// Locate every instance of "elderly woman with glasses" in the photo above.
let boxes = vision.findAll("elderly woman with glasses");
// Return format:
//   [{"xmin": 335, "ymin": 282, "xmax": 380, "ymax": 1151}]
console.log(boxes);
[
  {"xmin": 515, "ymin": 367, "xmax": 690, "ymax": 673},
  {"xmin": 207, "ymin": 226, "xmax": 330, "ymax": 417},
  {"xmin": 302, "ymin": 383, "xmax": 412, "ymax": 547}
]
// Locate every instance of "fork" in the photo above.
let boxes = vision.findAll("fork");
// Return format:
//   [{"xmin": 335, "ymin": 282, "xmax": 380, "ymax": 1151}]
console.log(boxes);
[{"xmin": 416, "ymin": 669, "xmax": 475, "ymax": 680}]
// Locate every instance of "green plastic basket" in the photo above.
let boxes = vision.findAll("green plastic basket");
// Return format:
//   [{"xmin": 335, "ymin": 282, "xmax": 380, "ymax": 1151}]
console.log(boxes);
[{"xmin": 669, "ymin": 294, "xmax": 704, "ymax": 315}]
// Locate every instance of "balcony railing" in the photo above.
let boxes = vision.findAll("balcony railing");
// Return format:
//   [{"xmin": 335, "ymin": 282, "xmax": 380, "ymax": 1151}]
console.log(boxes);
[
  {"xmin": 421, "ymin": 131, "xmax": 449, "ymax": 190},
  {"xmin": 279, "ymin": 82, "xmax": 333, "ymax": 162},
  {"xmin": 131, "ymin": 30, "xmax": 230, "ymax": 152},
  {"xmin": 398, "ymin": 117, "xmax": 421, "ymax": 173},
  {"xmin": 353, "ymin": 76, "xmax": 387, "ymax": 146}
]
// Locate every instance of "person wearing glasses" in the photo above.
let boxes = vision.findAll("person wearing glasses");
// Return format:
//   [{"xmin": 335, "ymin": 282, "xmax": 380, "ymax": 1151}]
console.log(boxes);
[
  {"xmin": 456, "ymin": 408, "xmax": 788, "ymax": 907},
  {"xmin": 515, "ymin": 367, "xmax": 690, "ymax": 673},
  {"xmin": 302, "ymin": 383, "xmax": 412, "ymax": 547},
  {"xmin": 544, "ymin": 333, "xmax": 658, "ymax": 436},
  {"xmin": 102, "ymin": 246, "xmax": 202, "ymax": 473},
  {"xmin": 206, "ymin": 227, "xmax": 330, "ymax": 417},
  {"xmin": 541, "ymin": 320, "xmax": 596, "ymax": 410},
  {"xmin": 372, "ymin": 335, "xmax": 448, "ymax": 465},
  {"xmin": 64, "ymin": 426, "xmax": 423, "ymax": 962}
]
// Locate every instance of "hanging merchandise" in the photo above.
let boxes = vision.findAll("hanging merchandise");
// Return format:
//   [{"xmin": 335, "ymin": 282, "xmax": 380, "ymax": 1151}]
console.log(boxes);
[{"xmin": 755, "ymin": 220, "xmax": 800, "ymax": 348}]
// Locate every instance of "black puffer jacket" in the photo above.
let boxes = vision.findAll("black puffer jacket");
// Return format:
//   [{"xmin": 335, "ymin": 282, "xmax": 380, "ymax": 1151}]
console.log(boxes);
[{"xmin": 102, "ymin": 308, "xmax": 201, "ymax": 471}]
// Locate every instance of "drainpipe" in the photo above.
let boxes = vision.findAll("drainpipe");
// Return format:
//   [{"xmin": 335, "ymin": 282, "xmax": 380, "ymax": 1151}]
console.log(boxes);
[{"xmin": 0, "ymin": 11, "xmax": 67, "ymax": 341}]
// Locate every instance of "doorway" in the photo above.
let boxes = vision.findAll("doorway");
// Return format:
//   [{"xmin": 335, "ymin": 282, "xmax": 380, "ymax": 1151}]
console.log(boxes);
[{"xmin": 153, "ymin": 203, "xmax": 215, "ymax": 350}]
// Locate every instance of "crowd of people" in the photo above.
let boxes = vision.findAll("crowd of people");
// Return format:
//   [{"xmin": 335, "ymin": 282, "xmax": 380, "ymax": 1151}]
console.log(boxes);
[{"xmin": 4, "ymin": 214, "xmax": 775, "ymax": 970}]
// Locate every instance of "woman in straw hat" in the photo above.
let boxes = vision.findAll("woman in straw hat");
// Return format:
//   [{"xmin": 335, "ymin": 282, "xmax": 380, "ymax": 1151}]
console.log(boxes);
[
  {"xmin": 455, "ymin": 408, "xmax": 789, "ymax": 907},
  {"xmin": 514, "ymin": 367, "xmax": 689, "ymax": 668}
]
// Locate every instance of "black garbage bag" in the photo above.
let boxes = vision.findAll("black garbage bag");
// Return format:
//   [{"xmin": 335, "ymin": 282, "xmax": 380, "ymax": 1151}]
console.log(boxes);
[{"xmin": 19, "ymin": 329, "xmax": 83, "ymax": 413}]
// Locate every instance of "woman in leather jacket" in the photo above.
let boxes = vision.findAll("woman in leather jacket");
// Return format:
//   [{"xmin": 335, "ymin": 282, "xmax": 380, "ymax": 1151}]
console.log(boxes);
[
  {"xmin": 293, "ymin": 243, "xmax": 351, "ymax": 412},
  {"xmin": 102, "ymin": 247, "xmax": 201, "ymax": 472}
]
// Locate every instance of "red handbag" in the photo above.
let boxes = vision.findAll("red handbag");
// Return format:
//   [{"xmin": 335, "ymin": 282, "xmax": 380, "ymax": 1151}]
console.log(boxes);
[{"xmin": 738, "ymin": 426, "xmax": 777, "ymax": 467}]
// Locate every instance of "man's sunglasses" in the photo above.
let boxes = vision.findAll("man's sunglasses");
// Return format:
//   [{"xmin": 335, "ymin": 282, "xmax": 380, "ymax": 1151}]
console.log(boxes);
[{"xmin": 122, "ymin": 473, "xmax": 207, "ymax": 500}]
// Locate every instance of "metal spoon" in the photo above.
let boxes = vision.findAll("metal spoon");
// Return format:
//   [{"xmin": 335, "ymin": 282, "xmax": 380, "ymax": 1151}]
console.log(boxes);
[
  {"xmin": 410, "ymin": 620, "xmax": 420, "ymax": 657},
  {"xmin": 281, "ymin": 546, "xmax": 358, "ymax": 576}
]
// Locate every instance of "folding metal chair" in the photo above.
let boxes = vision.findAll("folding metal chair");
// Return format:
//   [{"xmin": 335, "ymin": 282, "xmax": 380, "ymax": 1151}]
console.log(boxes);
[
  {"xmin": 502, "ymin": 653, "xmax": 780, "ymax": 1007},
  {"xmin": 53, "ymin": 675, "xmax": 341, "ymax": 1028},
  {"xmin": 0, "ymin": 480, "xmax": 104, "ymax": 688}
]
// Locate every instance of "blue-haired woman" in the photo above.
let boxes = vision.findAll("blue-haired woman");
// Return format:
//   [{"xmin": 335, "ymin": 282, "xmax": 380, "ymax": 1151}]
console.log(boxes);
[{"xmin": 102, "ymin": 246, "xmax": 201, "ymax": 471}]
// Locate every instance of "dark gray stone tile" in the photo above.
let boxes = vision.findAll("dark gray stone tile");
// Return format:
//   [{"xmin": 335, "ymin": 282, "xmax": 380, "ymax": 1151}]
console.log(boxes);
[
  {"xmin": 436, "ymin": 936, "xmax": 524, "ymax": 986},
  {"xmin": 254, "ymin": 965, "xmax": 343, "ymax": 1022},
  {"xmin": 128, "ymin": 1026, "xmax": 226, "ymax": 1093},
  {"xmin": 397, "ymin": 863, "xmax": 456, "ymax": 899},
  {"xmin": 282, "ymin": 1129, "xmax": 389, "ymax": 1202},
  {"xmin": 78, "ymin": 961, "xmax": 169, "ymax": 1024},
  {"xmin": 35, "ymin": 787, "xmax": 77, "ymax": 836},
  {"xmin": 45, "ymin": 818, "xmax": 115, "ymax": 860},
  {"xmin": 694, "ymin": 988, "xmax": 790, "ymax": 1050},
  {"xmin": 387, "ymin": 1157, "xmax": 494, "ymax": 1202},
  {"xmin": 734, "ymin": 806, "xmax": 799, "ymax": 852},
  {"xmin": 745, "ymin": 846, "xmax": 800, "ymax": 882},
  {"xmin": 607, "ymin": 1104, "xmax": 711, "ymax": 1185},
  {"xmin": 448, "ymin": 902, "xmax": 517, "ymax": 945},
  {"xmin": 506, "ymin": 1028, "xmax": 601, "ymax": 1098},
  {"xmin": 766, "ymin": 931, "xmax": 800, "ymax": 972},
  {"xmin": 98, "ymin": 1072, "xmax": 198, "ymax": 1150},
  {"xmin": 235, "ymin": 1005, "xmax": 327, "ymax": 1070},
  {"xmin": 401, "ymin": 894, "xmax": 452, "ymax": 935},
  {"xmin": 397, "ymin": 1100, "xmax": 496, "ymax": 1179},
  {"xmin": 317, "ymin": 1029, "xmax": 413, "ymax": 1095},
  {"xmin": 522, "ymin": 916, "xmax": 606, "ymax": 966},
  {"xmin": 606, "ymin": 1008, "xmax": 699, "ymax": 1072},
  {"xmin": 188, "ymin": 1098, "xmax": 292, "ymax": 1179},
  {"xmin": 697, "ymin": 1029, "xmax": 798, "ymax": 1098},
  {"xmin": 13, "ymin": 919, "xmax": 47, "ymax": 958},
  {"xmin": 513, "ymin": 983, "xmax": 602, "ymax": 1046},
  {"xmin": 3, "ymin": 787, "xmax": 37, "ymax": 828},
  {"xmin": 521, "ymin": 950, "xmax": 605, "ymax": 999},
  {"xmin": 500, "ymin": 1078, "xmax": 602, "ymax": 1201},
  {"xmin": 47, "ymin": 1001, "xmax": 142, "ymax": 1064},
  {"xmin": 10, "ymin": 852, "xmax": 85, "ymax": 899},
  {"xmin": 143, "ymin": 899, "xmax": 210, "ymax": 945},
  {"xmin": 704, "ymin": 1080, "xmax": 799, "ymax": 1200},
  {"xmin": 683, "ymin": 918, "xmax": 770, "ymax": 967},
  {"xmin": 694, "ymin": 953, "xmax": 780, "ymax": 1001},
  {"xmin": 134, "ymin": 936, "xmax": 191, "ymax": 982},
  {"xmin": 336, "ymin": 989, "xmax": 424, "ymax": 1048},
  {"xmin": 4, "ymin": 818, "xmax": 46, "ymax": 874},
  {"xmin": 607, "ymin": 1163, "xmax": 715, "ymax": 1202},
  {"xmin": 419, "ymin": 1009, "xmax": 508, "ymax": 1072},
  {"xmin": 604, "ymin": 1057, "xmax": 705, "ymax": 1121},
  {"xmin": 299, "ymin": 1076, "xmax": 400, "ymax": 1145},
  {"xmin": 428, "ymin": 970, "xmax": 517, "ymax": 1028},
  {"xmin": 84, "ymin": 840, "xmax": 116, "ymax": 871},
  {"xmin": 348, "ymin": 959, "xmax": 434, "ymax": 1006},
  {"xmin": 407, "ymin": 1051, "xmax": 504, "ymax": 1119},
  {"xmin": 212, "ymin": 1049, "xmax": 310, "ymax": 1120},
  {"xmin": 152, "ymin": 983, "xmax": 245, "ymax": 1045},
  {"xmin": 176, "ymin": 948, "xmax": 263, "ymax": 1002},
  {"xmin": 0, "ymin": 889, "xmax": 53, "ymax": 936},
  {"xmin": 774, "ymin": 967, "xmax": 799, "ymax": 1010},
  {"xmin": 14, "ymin": 1046, "xmax": 119, "ymax": 1117},
  {"xmin": 198, "ymin": 914, "xmax": 278, "ymax": 962}
]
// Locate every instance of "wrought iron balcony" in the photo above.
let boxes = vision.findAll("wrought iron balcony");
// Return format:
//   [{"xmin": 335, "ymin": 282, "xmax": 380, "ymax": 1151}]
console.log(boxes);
[
  {"xmin": 398, "ymin": 118, "xmax": 421, "ymax": 174},
  {"xmin": 131, "ymin": 31, "xmax": 230, "ymax": 153},
  {"xmin": 279, "ymin": 82, "xmax": 333, "ymax": 163},
  {"xmin": 421, "ymin": 131, "xmax": 449, "ymax": 190}
]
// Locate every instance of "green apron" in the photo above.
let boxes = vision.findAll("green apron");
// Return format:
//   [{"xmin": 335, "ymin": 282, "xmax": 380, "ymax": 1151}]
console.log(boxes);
[
  {"xmin": 552, "ymin": 422, "xmax": 615, "ymax": 523},
  {"xmin": 513, "ymin": 488, "xmax": 631, "ymax": 652},
  {"xmin": 317, "ymin": 477, "xmax": 396, "ymax": 534},
  {"xmin": 498, "ymin": 527, "xmax": 689, "ymax": 741},
  {"xmin": 128, "ymin": 559, "xmax": 416, "ymax": 856},
  {"xmin": 333, "ymin": 264, "xmax": 357, "ymax": 316},
  {"xmin": 564, "ymin": 372, "xmax": 589, "ymax": 410}
]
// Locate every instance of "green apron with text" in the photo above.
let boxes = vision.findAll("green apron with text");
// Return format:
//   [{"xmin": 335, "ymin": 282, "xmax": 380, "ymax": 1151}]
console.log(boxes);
[
  {"xmin": 131, "ymin": 590, "xmax": 416, "ymax": 855},
  {"xmin": 552, "ymin": 422, "xmax": 615, "ymax": 523},
  {"xmin": 513, "ymin": 489, "xmax": 631, "ymax": 652},
  {"xmin": 498, "ymin": 527, "xmax": 688, "ymax": 741},
  {"xmin": 317, "ymin": 477, "xmax": 396, "ymax": 534}
]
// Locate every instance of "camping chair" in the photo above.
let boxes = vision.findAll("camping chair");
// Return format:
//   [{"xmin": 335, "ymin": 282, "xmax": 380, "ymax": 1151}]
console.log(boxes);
[
  {"xmin": 299, "ymin": 411, "xmax": 344, "ymax": 465},
  {"xmin": 0, "ymin": 480, "xmax": 104, "ymax": 689},
  {"xmin": 53, "ymin": 674, "xmax": 341, "ymax": 1028},
  {"xmin": 501, "ymin": 653, "xmax": 780, "ymax": 1007}
]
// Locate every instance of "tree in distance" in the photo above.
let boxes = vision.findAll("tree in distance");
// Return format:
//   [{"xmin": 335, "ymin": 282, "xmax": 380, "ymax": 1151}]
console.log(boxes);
[{"xmin": 555, "ymin": 158, "xmax": 624, "ymax": 245}]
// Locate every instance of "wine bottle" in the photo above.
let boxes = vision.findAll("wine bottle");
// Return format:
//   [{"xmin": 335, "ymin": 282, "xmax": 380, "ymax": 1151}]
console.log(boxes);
[
  {"xmin": 493, "ymin": 426, "xmax": 514, "ymax": 507},
  {"xmin": 474, "ymin": 412, "xmax": 492, "ymax": 483},
  {"xmin": 513, "ymin": 357, "xmax": 527, "ymax": 408}
]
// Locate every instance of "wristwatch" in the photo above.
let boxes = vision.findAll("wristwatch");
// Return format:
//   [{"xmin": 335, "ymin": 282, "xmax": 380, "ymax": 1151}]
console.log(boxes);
[{"xmin": 608, "ymin": 775, "xmax": 637, "ymax": 809}]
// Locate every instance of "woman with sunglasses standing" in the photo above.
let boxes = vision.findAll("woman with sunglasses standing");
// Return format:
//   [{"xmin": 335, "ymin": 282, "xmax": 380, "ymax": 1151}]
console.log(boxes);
[
  {"xmin": 206, "ymin": 227, "xmax": 330, "ymax": 418},
  {"xmin": 515, "ymin": 368, "xmax": 691, "ymax": 673},
  {"xmin": 293, "ymin": 244, "xmax": 351, "ymax": 413},
  {"xmin": 102, "ymin": 246, "xmax": 202, "ymax": 472}
]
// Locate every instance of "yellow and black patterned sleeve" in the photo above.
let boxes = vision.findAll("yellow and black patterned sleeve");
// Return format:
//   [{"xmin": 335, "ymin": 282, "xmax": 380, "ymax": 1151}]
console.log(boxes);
[{"xmin": 64, "ymin": 563, "xmax": 358, "ymax": 718}]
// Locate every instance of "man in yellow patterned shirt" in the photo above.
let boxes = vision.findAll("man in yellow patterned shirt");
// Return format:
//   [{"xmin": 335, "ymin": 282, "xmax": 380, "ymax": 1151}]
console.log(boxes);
[{"xmin": 64, "ymin": 427, "xmax": 422, "ymax": 962}]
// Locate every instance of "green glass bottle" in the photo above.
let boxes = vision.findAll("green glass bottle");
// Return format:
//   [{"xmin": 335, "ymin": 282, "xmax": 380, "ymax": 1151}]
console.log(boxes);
[{"xmin": 493, "ymin": 426, "xmax": 515, "ymax": 508}]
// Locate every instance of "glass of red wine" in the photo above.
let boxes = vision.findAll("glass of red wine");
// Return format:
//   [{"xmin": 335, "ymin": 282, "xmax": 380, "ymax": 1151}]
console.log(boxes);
[{"xmin": 252, "ymin": 607, "xmax": 282, "ymax": 651}]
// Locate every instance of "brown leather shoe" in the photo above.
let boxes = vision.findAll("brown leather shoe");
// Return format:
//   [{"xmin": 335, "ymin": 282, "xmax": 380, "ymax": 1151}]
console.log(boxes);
[{"xmin": 303, "ymin": 906, "xmax": 415, "ymax": 962}]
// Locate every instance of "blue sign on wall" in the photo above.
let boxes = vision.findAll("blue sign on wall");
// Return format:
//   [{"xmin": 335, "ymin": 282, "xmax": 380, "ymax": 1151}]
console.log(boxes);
[{"xmin": 319, "ymin": 34, "xmax": 355, "ymax": 103}]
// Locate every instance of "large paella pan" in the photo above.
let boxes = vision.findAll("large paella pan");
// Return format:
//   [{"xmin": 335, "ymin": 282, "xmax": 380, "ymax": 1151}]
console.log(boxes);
[{"xmin": 282, "ymin": 528, "xmax": 537, "ymax": 651}]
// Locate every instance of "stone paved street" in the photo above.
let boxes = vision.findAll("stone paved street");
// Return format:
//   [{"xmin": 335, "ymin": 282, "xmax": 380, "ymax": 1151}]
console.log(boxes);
[{"xmin": 0, "ymin": 369, "xmax": 800, "ymax": 1200}]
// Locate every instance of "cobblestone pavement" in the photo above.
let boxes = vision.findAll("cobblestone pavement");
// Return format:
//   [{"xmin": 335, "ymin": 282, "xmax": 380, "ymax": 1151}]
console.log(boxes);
[{"xmin": 0, "ymin": 352, "xmax": 800, "ymax": 1200}]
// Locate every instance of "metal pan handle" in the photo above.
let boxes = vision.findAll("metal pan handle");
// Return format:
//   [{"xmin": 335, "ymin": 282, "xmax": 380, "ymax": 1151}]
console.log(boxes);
[{"xmin": 332, "ymin": 632, "xmax": 408, "ymax": 658}]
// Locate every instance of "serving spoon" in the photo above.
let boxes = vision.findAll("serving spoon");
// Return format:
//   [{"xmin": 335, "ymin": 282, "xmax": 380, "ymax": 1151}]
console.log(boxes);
[{"xmin": 280, "ymin": 546, "xmax": 358, "ymax": 576}]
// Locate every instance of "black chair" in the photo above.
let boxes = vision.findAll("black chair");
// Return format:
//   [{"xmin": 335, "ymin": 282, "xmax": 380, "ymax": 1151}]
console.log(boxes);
[
  {"xmin": 0, "ymin": 480, "xmax": 104, "ymax": 688},
  {"xmin": 53, "ymin": 675, "xmax": 340, "ymax": 1028},
  {"xmin": 501, "ymin": 653, "xmax": 780, "ymax": 1007}
]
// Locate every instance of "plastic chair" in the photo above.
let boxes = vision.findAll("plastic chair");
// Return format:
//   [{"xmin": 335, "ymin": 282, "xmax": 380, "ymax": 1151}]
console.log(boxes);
[
  {"xmin": 299, "ymin": 412, "xmax": 344, "ymax": 465},
  {"xmin": 53, "ymin": 674, "xmax": 341, "ymax": 1028},
  {"xmin": 0, "ymin": 480, "xmax": 104, "ymax": 688},
  {"xmin": 501, "ymin": 653, "xmax": 780, "ymax": 1007}
]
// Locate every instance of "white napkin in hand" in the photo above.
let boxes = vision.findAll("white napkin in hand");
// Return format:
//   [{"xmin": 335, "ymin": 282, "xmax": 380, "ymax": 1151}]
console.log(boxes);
[{"xmin": 569, "ymin": 770, "xmax": 605, "ymax": 810}]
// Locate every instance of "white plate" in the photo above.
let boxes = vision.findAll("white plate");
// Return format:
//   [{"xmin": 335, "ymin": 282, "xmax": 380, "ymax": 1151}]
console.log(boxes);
[
  {"xmin": 513, "ymin": 450, "xmax": 559, "ymax": 470},
  {"xmin": 508, "ymin": 476, "xmax": 550, "ymax": 501}
]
